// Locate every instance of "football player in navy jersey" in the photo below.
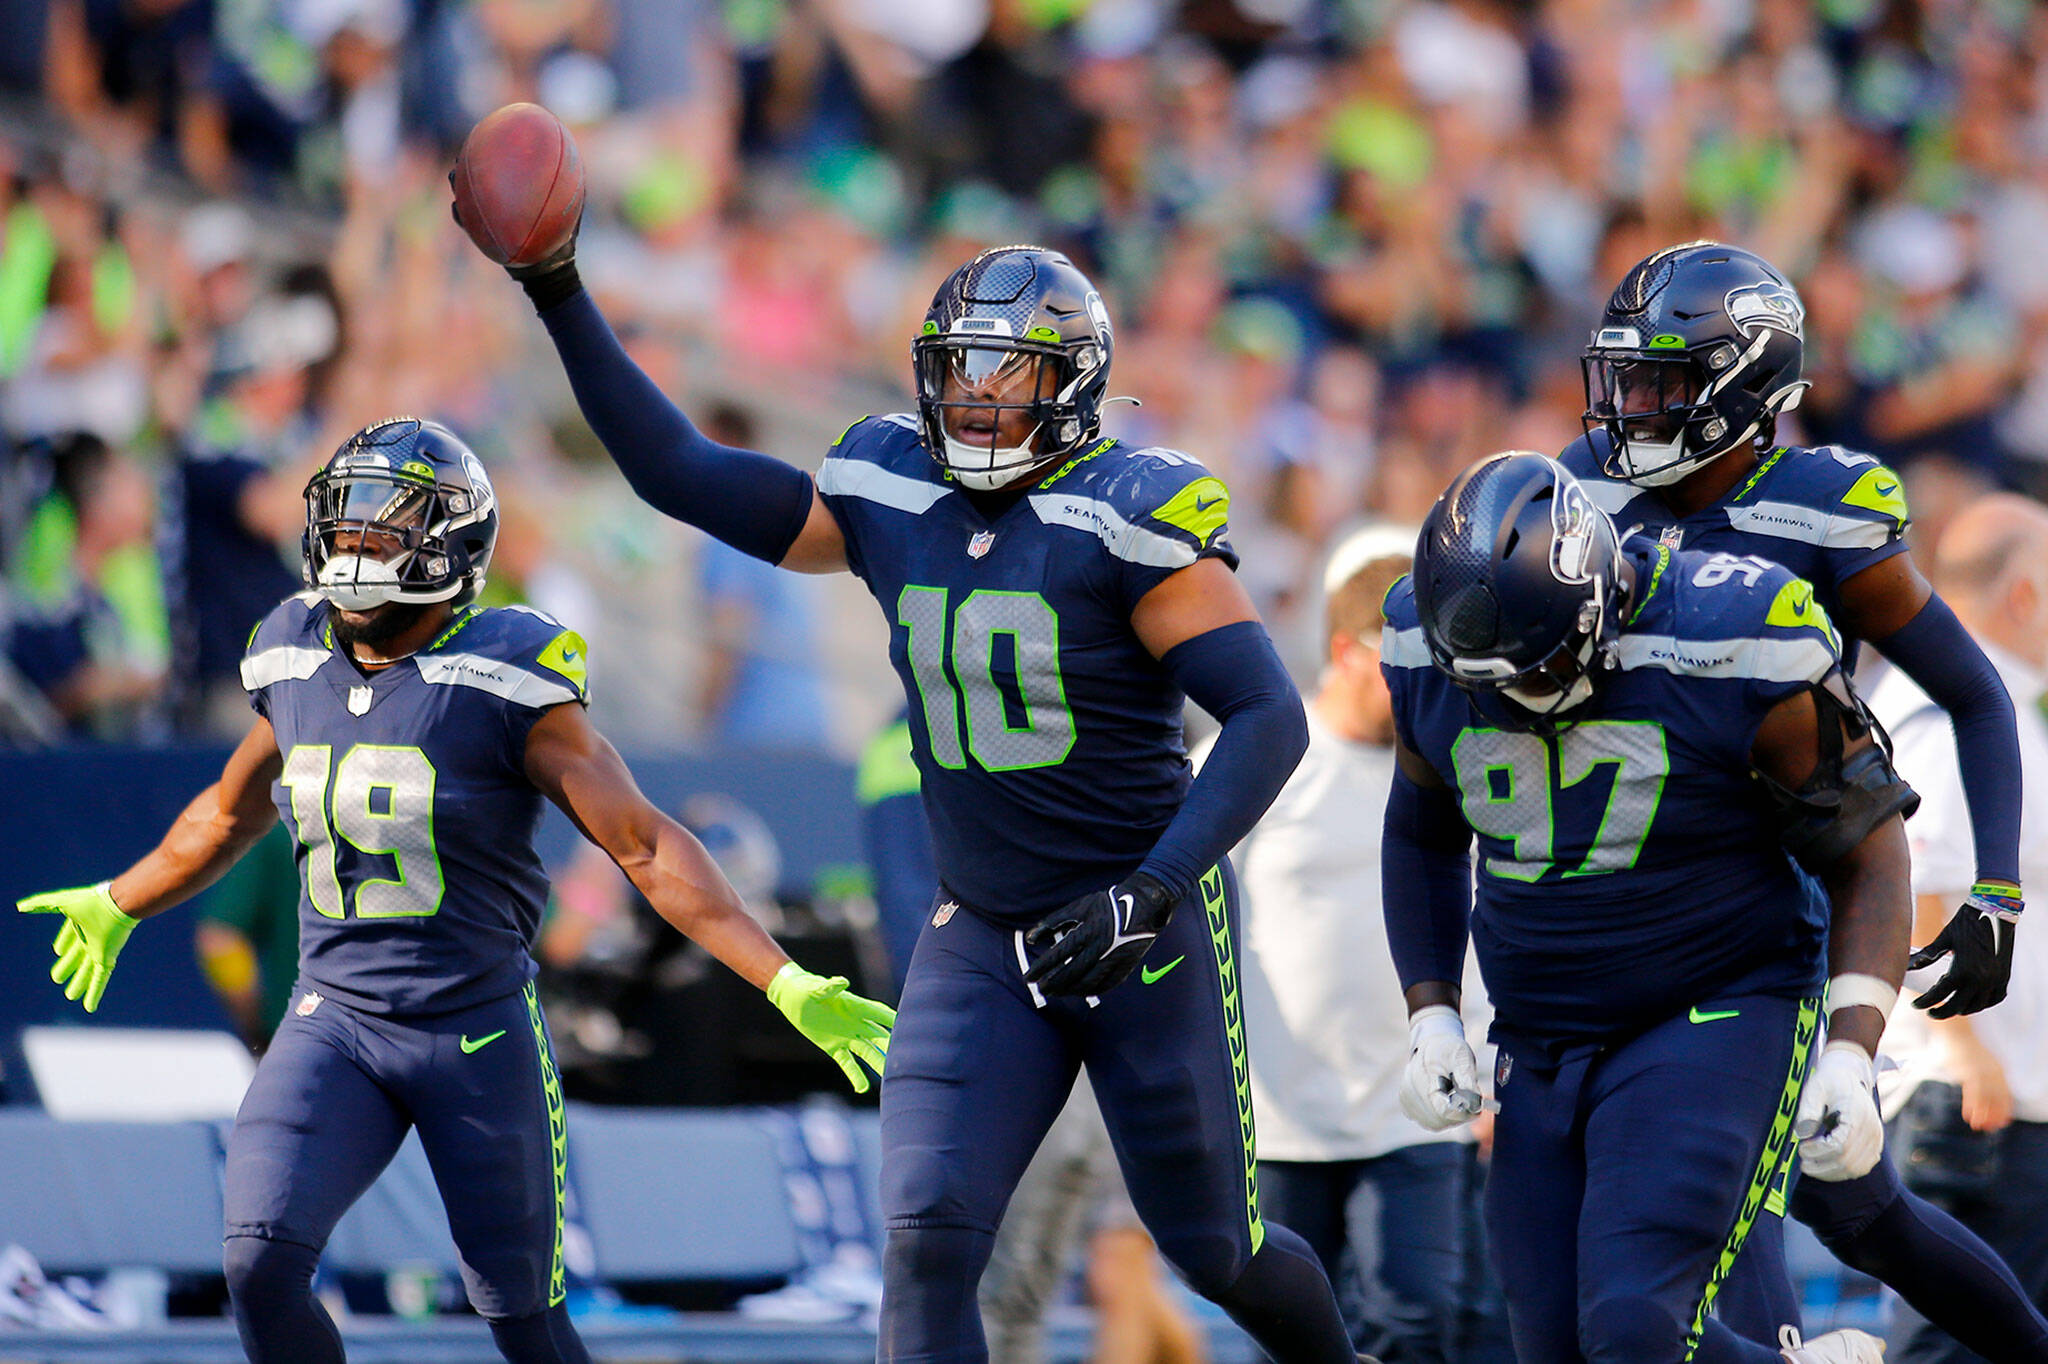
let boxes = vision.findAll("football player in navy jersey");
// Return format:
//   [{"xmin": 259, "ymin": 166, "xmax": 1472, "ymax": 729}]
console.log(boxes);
[
  {"xmin": 1564, "ymin": 244, "xmax": 2048, "ymax": 1362},
  {"xmin": 452, "ymin": 177, "xmax": 1365, "ymax": 1359},
  {"xmin": 16, "ymin": 418, "xmax": 894, "ymax": 1364},
  {"xmin": 1383, "ymin": 452, "xmax": 1914, "ymax": 1364}
]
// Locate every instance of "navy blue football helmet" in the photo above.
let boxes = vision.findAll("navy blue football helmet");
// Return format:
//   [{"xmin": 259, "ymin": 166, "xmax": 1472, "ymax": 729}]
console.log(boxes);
[
  {"xmin": 1414, "ymin": 453, "xmax": 1626, "ymax": 728},
  {"xmin": 1582, "ymin": 241, "xmax": 1809, "ymax": 487},
  {"xmin": 303, "ymin": 417, "xmax": 498, "ymax": 610},
  {"xmin": 913, "ymin": 245, "xmax": 1114, "ymax": 491}
]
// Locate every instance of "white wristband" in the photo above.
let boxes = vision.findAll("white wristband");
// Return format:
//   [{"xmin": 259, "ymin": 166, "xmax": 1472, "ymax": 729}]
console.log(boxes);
[
  {"xmin": 1827, "ymin": 973, "xmax": 1898, "ymax": 1019},
  {"xmin": 1408, "ymin": 1004, "xmax": 1464, "ymax": 1044},
  {"xmin": 1820, "ymin": 1037, "xmax": 1874, "ymax": 1074}
]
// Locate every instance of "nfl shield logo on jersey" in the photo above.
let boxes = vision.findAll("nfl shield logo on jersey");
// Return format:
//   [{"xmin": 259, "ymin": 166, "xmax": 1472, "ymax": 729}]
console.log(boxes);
[
  {"xmin": 933, "ymin": 900, "xmax": 959, "ymax": 927},
  {"xmin": 296, "ymin": 990, "xmax": 323, "ymax": 1017},
  {"xmin": 1660, "ymin": 525, "xmax": 1685, "ymax": 551},
  {"xmin": 347, "ymin": 685, "xmax": 373, "ymax": 716},
  {"xmin": 967, "ymin": 531, "xmax": 995, "ymax": 559}
]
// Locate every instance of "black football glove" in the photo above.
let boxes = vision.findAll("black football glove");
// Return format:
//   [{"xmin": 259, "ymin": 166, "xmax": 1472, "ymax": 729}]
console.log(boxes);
[
  {"xmin": 1023, "ymin": 872, "xmax": 1175, "ymax": 997},
  {"xmin": 1909, "ymin": 891, "xmax": 2020, "ymax": 1018}
]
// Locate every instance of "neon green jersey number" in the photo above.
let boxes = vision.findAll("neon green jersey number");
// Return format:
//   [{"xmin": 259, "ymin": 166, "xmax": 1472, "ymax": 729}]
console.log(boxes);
[
  {"xmin": 895, "ymin": 586, "xmax": 1076, "ymax": 773},
  {"xmin": 1449, "ymin": 721, "xmax": 1669, "ymax": 881},
  {"xmin": 280, "ymin": 743, "xmax": 444, "ymax": 918}
]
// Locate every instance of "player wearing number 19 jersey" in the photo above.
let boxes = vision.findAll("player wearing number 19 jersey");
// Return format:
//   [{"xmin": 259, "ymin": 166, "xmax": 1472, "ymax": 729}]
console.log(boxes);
[
  {"xmin": 455, "ymin": 183, "xmax": 1363, "ymax": 1357},
  {"xmin": 15, "ymin": 418, "xmax": 893, "ymax": 1364}
]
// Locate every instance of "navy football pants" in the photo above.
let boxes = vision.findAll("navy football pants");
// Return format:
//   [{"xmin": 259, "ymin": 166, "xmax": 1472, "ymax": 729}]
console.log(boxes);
[
  {"xmin": 1486, "ymin": 994, "xmax": 1818, "ymax": 1364},
  {"xmin": 224, "ymin": 981, "xmax": 585, "ymax": 1363},
  {"xmin": 878, "ymin": 864, "xmax": 1352, "ymax": 1363}
]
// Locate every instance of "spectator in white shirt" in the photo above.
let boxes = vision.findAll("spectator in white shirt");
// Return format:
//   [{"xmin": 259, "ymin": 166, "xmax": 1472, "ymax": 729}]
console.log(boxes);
[
  {"xmin": 1867, "ymin": 493, "xmax": 2048, "ymax": 1360},
  {"xmin": 1202, "ymin": 526, "xmax": 1503, "ymax": 1363}
]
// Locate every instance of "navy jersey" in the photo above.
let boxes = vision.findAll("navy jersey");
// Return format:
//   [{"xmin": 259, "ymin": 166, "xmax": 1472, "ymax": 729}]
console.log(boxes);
[
  {"xmin": 1560, "ymin": 430, "xmax": 1910, "ymax": 630},
  {"xmin": 817, "ymin": 415, "xmax": 1237, "ymax": 921},
  {"xmin": 1383, "ymin": 542, "xmax": 1841, "ymax": 1052},
  {"xmin": 240, "ymin": 594, "xmax": 589, "ymax": 1016}
]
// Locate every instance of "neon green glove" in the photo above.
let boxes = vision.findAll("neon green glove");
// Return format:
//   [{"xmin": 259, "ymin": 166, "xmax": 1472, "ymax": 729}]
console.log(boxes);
[
  {"xmin": 766, "ymin": 961, "xmax": 894, "ymax": 1094},
  {"xmin": 18, "ymin": 881, "xmax": 136, "ymax": 1013}
]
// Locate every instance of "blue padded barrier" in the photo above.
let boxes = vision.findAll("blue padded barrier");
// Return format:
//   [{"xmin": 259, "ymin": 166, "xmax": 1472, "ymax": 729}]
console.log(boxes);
[
  {"xmin": 565, "ymin": 1105, "xmax": 803, "ymax": 1282},
  {"xmin": 0, "ymin": 1113, "xmax": 223, "ymax": 1275}
]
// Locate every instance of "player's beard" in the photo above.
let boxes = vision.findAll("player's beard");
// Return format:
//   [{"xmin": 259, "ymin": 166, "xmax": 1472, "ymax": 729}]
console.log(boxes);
[{"xmin": 332, "ymin": 600, "xmax": 432, "ymax": 655}]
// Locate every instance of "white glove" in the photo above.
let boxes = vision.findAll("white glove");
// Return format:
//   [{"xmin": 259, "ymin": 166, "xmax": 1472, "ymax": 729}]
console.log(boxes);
[
  {"xmin": 1795, "ymin": 1040, "xmax": 1883, "ymax": 1182},
  {"xmin": 1401, "ymin": 1005, "xmax": 1481, "ymax": 1132}
]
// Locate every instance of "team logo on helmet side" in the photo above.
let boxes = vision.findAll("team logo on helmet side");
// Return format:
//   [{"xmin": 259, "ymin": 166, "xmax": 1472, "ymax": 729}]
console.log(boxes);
[
  {"xmin": 1725, "ymin": 280, "xmax": 1804, "ymax": 339},
  {"xmin": 1549, "ymin": 473, "xmax": 1606, "ymax": 585}
]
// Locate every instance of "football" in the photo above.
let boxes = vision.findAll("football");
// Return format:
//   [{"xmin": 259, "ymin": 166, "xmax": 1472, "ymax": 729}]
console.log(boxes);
[{"xmin": 450, "ymin": 103, "xmax": 585, "ymax": 268}]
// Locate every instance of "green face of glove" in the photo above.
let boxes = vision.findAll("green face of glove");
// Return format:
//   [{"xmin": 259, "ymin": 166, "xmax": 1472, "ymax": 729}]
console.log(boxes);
[
  {"xmin": 765, "ymin": 962, "xmax": 895, "ymax": 1094},
  {"xmin": 18, "ymin": 882, "xmax": 136, "ymax": 1013}
]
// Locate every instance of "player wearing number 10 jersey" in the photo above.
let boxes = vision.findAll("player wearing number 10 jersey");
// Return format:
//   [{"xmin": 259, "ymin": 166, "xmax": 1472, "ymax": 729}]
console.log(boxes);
[
  {"xmin": 15, "ymin": 418, "xmax": 893, "ymax": 1364},
  {"xmin": 455, "ymin": 176, "xmax": 1364, "ymax": 1356}
]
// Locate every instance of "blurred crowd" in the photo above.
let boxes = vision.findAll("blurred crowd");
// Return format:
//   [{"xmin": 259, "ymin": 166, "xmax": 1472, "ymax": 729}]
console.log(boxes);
[{"xmin": 4, "ymin": 0, "xmax": 2048, "ymax": 749}]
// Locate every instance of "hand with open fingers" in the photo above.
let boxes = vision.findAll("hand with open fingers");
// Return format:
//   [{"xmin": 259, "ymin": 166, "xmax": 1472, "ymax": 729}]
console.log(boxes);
[
  {"xmin": 1909, "ymin": 891, "xmax": 2019, "ymax": 1018},
  {"xmin": 1023, "ymin": 872, "xmax": 1175, "ymax": 997},
  {"xmin": 1401, "ymin": 1005, "xmax": 1481, "ymax": 1132},
  {"xmin": 18, "ymin": 882, "xmax": 136, "ymax": 1013},
  {"xmin": 1795, "ymin": 1040, "xmax": 1883, "ymax": 1181},
  {"xmin": 766, "ymin": 962, "xmax": 894, "ymax": 1094}
]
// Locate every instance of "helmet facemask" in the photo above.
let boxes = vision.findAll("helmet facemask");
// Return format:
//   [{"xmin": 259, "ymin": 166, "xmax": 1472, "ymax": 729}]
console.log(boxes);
[
  {"xmin": 914, "ymin": 338, "xmax": 1075, "ymax": 492},
  {"xmin": 305, "ymin": 459, "xmax": 493, "ymax": 610},
  {"xmin": 1582, "ymin": 333, "xmax": 1781, "ymax": 486}
]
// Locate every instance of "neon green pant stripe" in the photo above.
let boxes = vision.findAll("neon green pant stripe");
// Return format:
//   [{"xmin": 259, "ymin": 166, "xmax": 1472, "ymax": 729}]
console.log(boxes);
[
  {"xmin": 1199, "ymin": 864, "xmax": 1264, "ymax": 1255},
  {"xmin": 1682, "ymin": 995, "xmax": 1821, "ymax": 1360},
  {"xmin": 521, "ymin": 981, "xmax": 569, "ymax": 1307}
]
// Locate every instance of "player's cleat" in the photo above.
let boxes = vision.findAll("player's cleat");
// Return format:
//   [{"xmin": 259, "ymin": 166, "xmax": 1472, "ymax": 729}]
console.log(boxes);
[{"xmin": 1779, "ymin": 1325, "xmax": 1885, "ymax": 1363}]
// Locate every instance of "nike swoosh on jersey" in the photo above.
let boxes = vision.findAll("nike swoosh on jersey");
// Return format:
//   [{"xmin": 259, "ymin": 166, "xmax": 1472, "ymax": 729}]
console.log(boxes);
[
  {"xmin": 1140, "ymin": 956, "xmax": 1185, "ymax": 985},
  {"xmin": 1687, "ymin": 1006, "xmax": 1741, "ymax": 1024},
  {"xmin": 460, "ymin": 1030, "xmax": 507, "ymax": 1053}
]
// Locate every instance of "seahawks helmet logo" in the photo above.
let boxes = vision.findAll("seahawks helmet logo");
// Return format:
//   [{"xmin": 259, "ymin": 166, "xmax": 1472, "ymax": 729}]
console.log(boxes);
[
  {"xmin": 1083, "ymin": 290, "xmax": 1112, "ymax": 345},
  {"xmin": 1548, "ymin": 470, "xmax": 1607, "ymax": 586},
  {"xmin": 1724, "ymin": 280, "xmax": 1803, "ymax": 341}
]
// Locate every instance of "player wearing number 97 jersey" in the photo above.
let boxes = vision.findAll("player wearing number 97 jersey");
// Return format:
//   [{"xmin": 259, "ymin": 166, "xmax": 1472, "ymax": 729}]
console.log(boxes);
[
  {"xmin": 14, "ymin": 417, "xmax": 894, "ymax": 1364},
  {"xmin": 1381, "ymin": 453, "xmax": 1914, "ymax": 1364}
]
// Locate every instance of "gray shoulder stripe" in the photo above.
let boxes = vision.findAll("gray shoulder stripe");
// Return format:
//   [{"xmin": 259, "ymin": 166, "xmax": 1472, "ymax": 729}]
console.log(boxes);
[
  {"xmin": 416, "ymin": 653, "xmax": 580, "ymax": 708},
  {"xmin": 1727, "ymin": 500, "xmax": 1894, "ymax": 551},
  {"xmin": 240, "ymin": 645, "xmax": 330, "ymax": 692},
  {"xmin": 816, "ymin": 457, "xmax": 952, "ymax": 514},
  {"xmin": 1028, "ymin": 493, "xmax": 1195, "ymax": 568},
  {"xmin": 1380, "ymin": 626, "xmax": 1432, "ymax": 668},
  {"xmin": 1616, "ymin": 632, "xmax": 1834, "ymax": 684}
]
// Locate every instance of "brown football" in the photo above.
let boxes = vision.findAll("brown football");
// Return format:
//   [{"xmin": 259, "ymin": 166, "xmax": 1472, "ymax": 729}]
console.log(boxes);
[{"xmin": 451, "ymin": 103, "xmax": 585, "ymax": 268}]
